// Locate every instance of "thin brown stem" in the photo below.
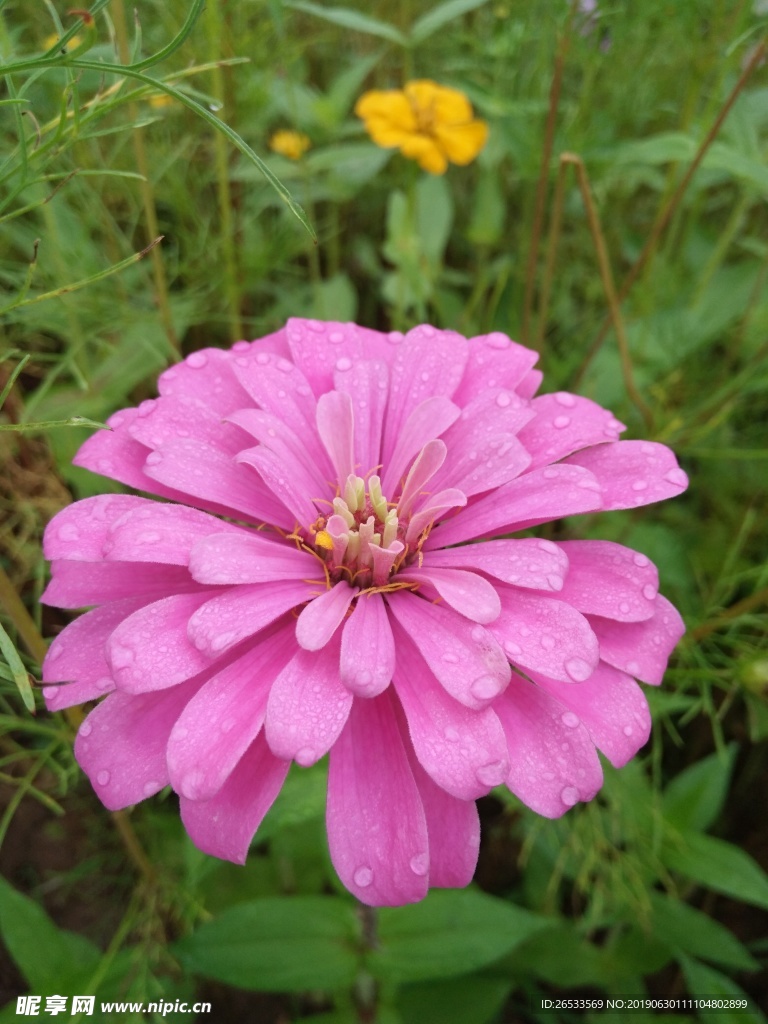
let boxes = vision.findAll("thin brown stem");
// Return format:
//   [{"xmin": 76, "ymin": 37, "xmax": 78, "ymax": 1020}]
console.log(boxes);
[
  {"xmin": 690, "ymin": 585, "xmax": 768, "ymax": 642},
  {"xmin": 533, "ymin": 153, "xmax": 569, "ymax": 357},
  {"xmin": 575, "ymin": 37, "xmax": 767, "ymax": 385},
  {"xmin": 564, "ymin": 153, "xmax": 653, "ymax": 429},
  {"xmin": 521, "ymin": 1, "xmax": 577, "ymax": 343}
]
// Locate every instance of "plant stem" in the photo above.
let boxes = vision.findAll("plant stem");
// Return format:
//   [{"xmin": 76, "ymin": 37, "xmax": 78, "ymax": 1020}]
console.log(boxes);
[{"xmin": 112, "ymin": 0, "xmax": 179, "ymax": 357}]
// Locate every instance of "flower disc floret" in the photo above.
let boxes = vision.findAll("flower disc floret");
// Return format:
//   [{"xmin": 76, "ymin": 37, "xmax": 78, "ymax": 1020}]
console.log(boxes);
[{"xmin": 41, "ymin": 319, "xmax": 688, "ymax": 906}]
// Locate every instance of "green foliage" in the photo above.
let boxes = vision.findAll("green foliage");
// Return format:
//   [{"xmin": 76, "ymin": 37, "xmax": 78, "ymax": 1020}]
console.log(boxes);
[{"xmin": 1, "ymin": 0, "xmax": 767, "ymax": 1021}]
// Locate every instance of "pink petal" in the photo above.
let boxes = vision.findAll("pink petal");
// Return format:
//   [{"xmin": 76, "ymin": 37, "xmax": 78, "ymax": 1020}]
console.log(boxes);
[
  {"xmin": 236, "ymin": 445, "xmax": 321, "ymax": 527},
  {"xmin": 316, "ymin": 390, "xmax": 356, "ymax": 485},
  {"xmin": 333, "ymin": 359, "xmax": 389, "ymax": 478},
  {"xmin": 517, "ymin": 393, "xmax": 625, "ymax": 469},
  {"xmin": 73, "ymin": 410, "xmax": 179, "ymax": 497},
  {"xmin": 381, "ymin": 397, "xmax": 460, "ymax": 495},
  {"xmin": 494, "ymin": 673, "xmax": 603, "ymax": 817},
  {"xmin": 431, "ymin": 390, "xmax": 533, "ymax": 497},
  {"xmin": 226, "ymin": 408, "xmax": 332, "ymax": 494},
  {"xmin": 180, "ymin": 731, "xmax": 290, "ymax": 864},
  {"xmin": 127, "ymin": 393, "xmax": 248, "ymax": 456},
  {"xmin": 41, "ymin": 560, "xmax": 198, "ymax": 609},
  {"xmin": 426, "ymin": 463, "xmax": 602, "ymax": 549},
  {"xmin": 391, "ymin": 623, "xmax": 509, "ymax": 799},
  {"xmin": 43, "ymin": 495, "xmax": 147, "ymax": 561},
  {"xmin": 104, "ymin": 503, "xmax": 245, "ymax": 565},
  {"xmin": 142, "ymin": 438, "xmax": 293, "ymax": 528},
  {"xmin": 489, "ymin": 589, "xmax": 606, "ymax": 684},
  {"xmin": 396, "ymin": 439, "xmax": 447, "ymax": 518},
  {"xmin": 532, "ymin": 663, "xmax": 652, "ymax": 768},
  {"xmin": 230, "ymin": 347, "xmax": 317, "ymax": 441},
  {"xmin": 488, "ymin": 589, "xmax": 599, "ymax": 683},
  {"xmin": 339, "ymin": 592, "xmax": 395, "ymax": 696},
  {"xmin": 452, "ymin": 332, "xmax": 538, "ymax": 406},
  {"xmin": 425, "ymin": 537, "xmax": 569, "ymax": 593},
  {"xmin": 188, "ymin": 532, "xmax": 317, "ymax": 585},
  {"xmin": 296, "ymin": 583, "xmax": 356, "ymax": 651},
  {"xmin": 588, "ymin": 594, "xmax": 685, "ymax": 685},
  {"xmin": 167, "ymin": 626, "xmax": 296, "ymax": 800},
  {"xmin": 517, "ymin": 368, "xmax": 543, "ymax": 399},
  {"xmin": 187, "ymin": 580, "xmax": 313, "ymax": 657},
  {"xmin": 42, "ymin": 597, "xmax": 146, "ymax": 710},
  {"xmin": 398, "ymin": 566, "xmax": 501, "ymax": 624},
  {"xmin": 265, "ymin": 636, "xmax": 352, "ymax": 765},
  {"xmin": 286, "ymin": 318, "xmax": 390, "ymax": 395},
  {"xmin": 387, "ymin": 592, "xmax": 510, "ymax": 710},
  {"xmin": 157, "ymin": 347, "xmax": 252, "ymax": 416},
  {"xmin": 382, "ymin": 326, "xmax": 468, "ymax": 466},
  {"xmin": 565, "ymin": 441, "xmax": 688, "ymax": 509},
  {"xmin": 556, "ymin": 540, "xmax": 659, "ymax": 622},
  {"xmin": 405, "ymin": 742, "xmax": 480, "ymax": 888},
  {"xmin": 75, "ymin": 676, "xmax": 207, "ymax": 810},
  {"xmin": 327, "ymin": 690, "xmax": 429, "ymax": 906},
  {"xmin": 107, "ymin": 591, "xmax": 219, "ymax": 693},
  {"xmin": 405, "ymin": 488, "xmax": 467, "ymax": 545}
]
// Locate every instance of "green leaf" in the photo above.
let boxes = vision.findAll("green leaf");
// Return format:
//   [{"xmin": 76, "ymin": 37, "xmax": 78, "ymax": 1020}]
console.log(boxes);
[
  {"xmin": 416, "ymin": 175, "xmax": 453, "ymax": 267},
  {"xmin": 510, "ymin": 924, "xmax": 617, "ymax": 988},
  {"xmin": 397, "ymin": 976, "xmax": 512, "ymax": 1024},
  {"xmin": 679, "ymin": 955, "xmax": 766, "ymax": 1024},
  {"xmin": 648, "ymin": 892, "xmax": 758, "ymax": 972},
  {"xmin": 0, "ymin": 622, "xmax": 35, "ymax": 712},
  {"xmin": 0, "ymin": 875, "xmax": 100, "ymax": 992},
  {"xmin": 661, "ymin": 743, "xmax": 738, "ymax": 832},
  {"xmin": 372, "ymin": 889, "xmax": 548, "ymax": 983},
  {"xmin": 410, "ymin": 0, "xmax": 492, "ymax": 44},
  {"xmin": 662, "ymin": 830, "xmax": 768, "ymax": 910},
  {"xmin": 256, "ymin": 760, "xmax": 327, "ymax": 843},
  {"xmin": 286, "ymin": 2, "xmax": 407, "ymax": 45},
  {"xmin": 174, "ymin": 896, "xmax": 360, "ymax": 991}
]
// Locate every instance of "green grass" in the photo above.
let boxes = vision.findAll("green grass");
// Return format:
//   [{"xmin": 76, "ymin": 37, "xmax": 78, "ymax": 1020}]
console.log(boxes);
[{"xmin": 1, "ymin": 1, "xmax": 767, "ymax": 1021}]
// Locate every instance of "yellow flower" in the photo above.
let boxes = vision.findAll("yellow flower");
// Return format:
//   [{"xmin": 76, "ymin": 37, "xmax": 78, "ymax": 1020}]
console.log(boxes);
[
  {"xmin": 355, "ymin": 79, "xmax": 488, "ymax": 175},
  {"xmin": 43, "ymin": 33, "xmax": 82, "ymax": 53},
  {"xmin": 269, "ymin": 129, "xmax": 311, "ymax": 161},
  {"xmin": 148, "ymin": 93, "xmax": 176, "ymax": 110}
]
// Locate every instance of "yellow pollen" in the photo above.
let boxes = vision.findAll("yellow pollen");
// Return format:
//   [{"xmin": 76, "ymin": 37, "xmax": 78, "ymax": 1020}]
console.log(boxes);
[{"xmin": 315, "ymin": 530, "xmax": 334, "ymax": 550}]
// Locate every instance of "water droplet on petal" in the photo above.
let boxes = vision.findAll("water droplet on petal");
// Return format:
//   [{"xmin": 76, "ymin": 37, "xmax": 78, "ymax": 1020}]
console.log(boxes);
[
  {"xmin": 295, "ymin": 746, "xmax": 316, "ymax": 767},
  {"xmin": 410, "ymin": 853, "xmax": 429, "ymax": 876},
  {"xmin": 642, "ymin": 584, "xmax": 657, "ymax": 601},
  {"xmin": 664, "ymin": 467, "xmax": 687, "ymax": 487},
  {"xmin": 470, "ymin": 626, "xmax": 485, "ymax": 643},
  {"xmin": 143, "ymin": 780, "xmax": 159, "ymax": 796},
  {"xmin": 353, "ymin": 866, "xmax": 373, "ymax": 887},
  {"xmin": 187, "ymin": 352, "xmax": 207, "ymax": 368},
  {"xmin": 565, "ymin": 657, "xmax": 592, "ymax": 682},
  {"xmin": 110, "ymin": 644, "xmax": 135, "ymax": 669},
  {"xmin": 543, "ymin": 467, "xmax": 559, "ymax": 479},
  {"xmin": 486, "ymin": 332, "xmax": 510, "ymax": 349},
  {"xmin": 561, "ymin": 712, "xmax": 579, "ymax": 728},
  {"xmin": 471, "ymin": 675, "xmax": 501, "ymax": 700},
  {"xmin": 626, "ymin": 660, "xmax": 641, "ymax": 676},
  {"xmin": 632, "ymin": 479, "xmax": 648, "ymax": 491},
  {"xmin": 537, "ymin": 539, "xmax": 558, "ymax": 553},
  {"xmin": 540, "ymin": 634, "xmax": 556, "ymax": 651},
  {"xmin": 95, "ymin": 676, "xmax": 112, "ymax": 691},
  {"xmin": 79, "ymin": 721, "xmax": 92, "ymax": 737},
  {"xmin": 476, "ymin": 761, "xmax": 506, "ymax": 787},
  {"xmin": 561, "ymin": 786, "xmax": 579, "ymax": 806},
  {"xmin": 256, "ymin": 351, "xmax": 270, "ymax": 365},
  {"xmin": 504, "ymin": 640, "xmax": 522, "ymax": 657},
  {"xmin": 96, "ymin": 770, "xmax": 111, "ymax": 787},
  {"xmin": 442, "ymin": 652, "xmax": 459, "ymax": 664},
  {"xmin": 210, "ymin": 631, "xmax": 236, "ymax": 653},
  {"xmin": 145, "ymin": 451, "xmax": 162, "ymax": 466},
  {"xmin": 496, "ymin": 392, "xmax": 512, "ymax": 408},
  {"xmin": 444, "ymin": 726, "xmax": 460, "ymax": 742},
  {"xmin": 633, "ymin": 553, "xmax": 649, "ymax": 567},
  {"xmin": 547, "ymin": 574, "xmax": 564, "ymax": 591},
  {"xmin": 335, "ymin": 356, "xmax": 352, "ymax": 372},
  {"xmin": 553, "ymin": 415, "xmax": 571, "ymax": 429},
  {"xmin": 58, "ymin": 523, "xmax": 80, "ymax": 541},
  {"xmin": 555, "ymin": 392, "xmax": 576, "ymax": 408},
  {"xmin": 623, "ymin": 725, "xmax": 634, "ymax": 737},
  {"xmin": 619, "ymin": 601, "xmax": 631, "ymax": 615}
]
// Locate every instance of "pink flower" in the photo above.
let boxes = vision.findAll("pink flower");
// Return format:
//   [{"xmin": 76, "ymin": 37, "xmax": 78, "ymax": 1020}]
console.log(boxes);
[{"xmin": 41, "ymin": 321, "xmax": 687, "ymax": 906}]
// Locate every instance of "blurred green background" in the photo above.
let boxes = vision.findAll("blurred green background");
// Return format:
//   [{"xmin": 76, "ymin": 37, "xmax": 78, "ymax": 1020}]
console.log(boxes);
[{"xmin": 1, "ymin": 1, "xmax": 767, "ymax": 1021}]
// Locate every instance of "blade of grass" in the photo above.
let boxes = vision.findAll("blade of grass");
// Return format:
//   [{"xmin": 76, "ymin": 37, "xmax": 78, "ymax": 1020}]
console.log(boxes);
[
  {"xmin": 0, "ymin": 621, "xmax": 35, "ymax": 713},
  {"xmin": 0, "ymin": 416, "xmax": 108, "ymax": 432}
]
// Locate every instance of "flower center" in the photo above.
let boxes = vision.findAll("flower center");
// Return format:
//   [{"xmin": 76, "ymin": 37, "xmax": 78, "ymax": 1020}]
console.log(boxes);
[{"xmin": 310, "ymin": 473, "xmax": 411, "ymax": 591}]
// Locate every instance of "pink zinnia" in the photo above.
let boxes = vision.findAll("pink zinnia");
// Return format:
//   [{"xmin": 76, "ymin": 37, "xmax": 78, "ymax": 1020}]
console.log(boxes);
[{"xmin": 41, "ymin": 321, "xmax": 687, "ymax": 906}]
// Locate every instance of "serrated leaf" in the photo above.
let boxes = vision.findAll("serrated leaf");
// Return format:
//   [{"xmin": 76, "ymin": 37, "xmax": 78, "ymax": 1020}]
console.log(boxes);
[
  {"xmin": 410, "ymin": 0, "xmax": 492, "ymax": 44},
  {"xmin": 661, "ymin": 743, "xmax": 738, "ymax": 832},
  {"xmin": 0, "ymin": 876, "xmax": 100, "ymax": 992},
  {"xmin": 173, "ymin": 896, "xmax": 360, "ymax": 991},
  {"xmin": 371, "ymin": 889, "xmax": 548, "ymax": 983},
  {"xmin": 649, "ymin": 892, "xmax": 758, "ymax": 972},
  {"xmin": 509, "ymin": 924, "xmax": 617, "ymax": 988},
  {"xmin": 662, "ymin": 830, "xmax": 768, "ymax": 910},
  {"xmin": 286, "ymin": 2, "xmax": 407, "ymax": 45}
]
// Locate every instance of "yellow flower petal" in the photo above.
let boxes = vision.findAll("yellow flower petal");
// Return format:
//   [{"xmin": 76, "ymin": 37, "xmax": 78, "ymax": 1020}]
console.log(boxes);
[
  {"xmin": 398, "ymin": 135, "xmax": 448, "ymax": 175},
  {"xmin": 269, "ymin": 130, "xmax": 311, "ymax": 160},
  {"xmin": 356, "ymin": 91, "xmax": 418, "ymax": 137},
  {"xmin": 434, "ymin": 119, "xmax": 489, "ymax": 165}
]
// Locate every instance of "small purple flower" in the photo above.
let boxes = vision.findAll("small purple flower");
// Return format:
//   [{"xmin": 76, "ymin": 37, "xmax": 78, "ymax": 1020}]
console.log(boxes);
[{"xmin": 42, "ymin": 321, "xmax": 687, "ymax": 906}]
